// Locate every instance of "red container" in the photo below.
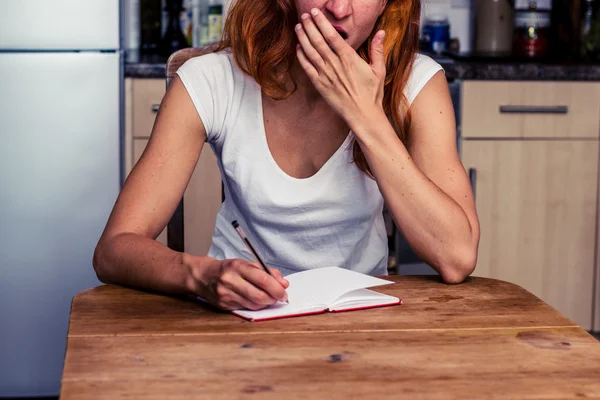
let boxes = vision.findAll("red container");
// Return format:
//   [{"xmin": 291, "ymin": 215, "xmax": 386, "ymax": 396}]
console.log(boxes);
[{"xmin": 513, "ymin": 11, "xmax": 551, "ymax": 57}]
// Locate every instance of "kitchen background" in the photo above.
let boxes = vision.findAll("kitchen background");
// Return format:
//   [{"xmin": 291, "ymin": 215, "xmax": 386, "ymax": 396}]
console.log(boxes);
[{"xmin": 2, "ymin": 0, "xmax": 600, "ymax": 398}]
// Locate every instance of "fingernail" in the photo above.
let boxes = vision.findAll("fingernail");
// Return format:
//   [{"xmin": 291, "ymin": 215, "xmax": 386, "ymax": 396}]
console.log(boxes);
[
  {"xmin": 379, "ymin": 31, "xmax": 386, "ymax": 41},
  {"xmin": 311, "ymin": 8, "xmax": 319, "ymax": 16},
  {"xmin": 295, "ymin": 23, "xmax": 302, "ymax": 31},
  {"xmin": 301, "ymin": 13, "xmax": 309, "ymax": 20}
]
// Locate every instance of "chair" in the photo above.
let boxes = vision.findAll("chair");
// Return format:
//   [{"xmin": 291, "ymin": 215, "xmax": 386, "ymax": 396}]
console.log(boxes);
[{"xmin": 165, "ymin": 45, "xmax": 222, "ymax": 254}]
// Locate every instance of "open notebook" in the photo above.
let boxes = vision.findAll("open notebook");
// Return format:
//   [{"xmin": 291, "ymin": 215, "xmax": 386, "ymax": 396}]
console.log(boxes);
[{"xmin": 232, "ymin": 266, "xmax": 401, "ymax": 322}]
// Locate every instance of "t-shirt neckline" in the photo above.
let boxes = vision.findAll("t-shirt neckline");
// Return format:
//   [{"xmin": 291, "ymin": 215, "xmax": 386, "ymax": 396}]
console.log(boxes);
[{"xmin": 255, "ymin": 82, "xmax": 355, "ymax": 183}]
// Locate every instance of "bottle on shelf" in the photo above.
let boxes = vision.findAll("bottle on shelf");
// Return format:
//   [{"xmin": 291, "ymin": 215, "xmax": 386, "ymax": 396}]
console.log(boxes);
[
  {"xmin": 157, "ymin": 0, "xmax": 190, "ymax": 58},
  {"xmin": 206, "ymin": 0, "xmax": 224, "ymax": 44},
  {"xmin": 192, "ymin": 0, "xmax": 202, "ymax": 47},
  {"xmin": 581, "ymin": 0, "xmax": 600, "ymax": 60},
  {"xmin": 421, "ymin": 4, "xmax": 450, "ymax": 54}
]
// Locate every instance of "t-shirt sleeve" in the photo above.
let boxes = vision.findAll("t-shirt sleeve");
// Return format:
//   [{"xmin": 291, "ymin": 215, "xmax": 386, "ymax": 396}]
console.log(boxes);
[
  {"xmin": 175, "ymin": 52, "xmax": 231, "ymax": 143},
  {"xmin": 404, "ymin": 54, "xmax": 444, "ymax": 105}
]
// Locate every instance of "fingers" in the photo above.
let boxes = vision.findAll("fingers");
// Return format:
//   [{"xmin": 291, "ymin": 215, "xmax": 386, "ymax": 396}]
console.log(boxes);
[
  {"xmin": 224, "ymin": 270, "xmax": 281, "ymax": 307},
  {"xmin": 239, "ymin": 264, "xmax": 289, "ymax": 303},
  {"xmin": 209, "ymin": 259, "xmax": 291, "ymax": 311},
  {"xmin": 295, "ymin": 20, "xmax": 325, "ymax": 72},
  {"xmin": 308, "ymin": 8, "xmax": 348, "ymax": 56},
  {"xmin": 215, "ymin": 285, "xmax": 266, "ymax": 311},
  {"xmin": 298, "ymin": 11, "xmax": 337, "ymax": 64},
  {"xmin": 296, "ymin": 43, "xmax": 319, "ymax": 81},
  {"xmin": 369, "ymin": 30, "xmax": 386, "ymax": 78},
  {"xmin": 269, "ymin": 267, "xmax": 290, "ymax": 288},
  {"xmin": 297, "ymin": 10, "xmax": 344, "ymax": 70}
]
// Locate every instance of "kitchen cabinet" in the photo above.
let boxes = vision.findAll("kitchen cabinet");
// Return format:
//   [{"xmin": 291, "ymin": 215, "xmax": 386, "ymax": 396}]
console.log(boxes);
[
  {"xmin": 460, "ymin": 81, "xmax": 600, "ymax": 330},
  {"xmin": 124, "ymin": 77, "xmax": 221, "ymax": 252}
]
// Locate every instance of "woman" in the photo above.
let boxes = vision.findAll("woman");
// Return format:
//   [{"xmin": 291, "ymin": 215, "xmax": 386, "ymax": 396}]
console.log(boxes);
[{"xmin": 93, "ymin": 0, "xmax": 480, "ymax": 311}]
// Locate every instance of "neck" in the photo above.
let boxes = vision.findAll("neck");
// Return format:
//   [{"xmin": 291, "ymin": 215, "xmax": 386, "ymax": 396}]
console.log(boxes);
[{"xmin": 285, "ymin": 59, "xmax": 326, "ymax": 110}]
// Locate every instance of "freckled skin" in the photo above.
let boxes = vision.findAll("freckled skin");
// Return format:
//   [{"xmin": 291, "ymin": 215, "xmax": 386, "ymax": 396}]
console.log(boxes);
[{"xmin": 294, "ymin": 0, "xmax": 387, "ymax": 50}]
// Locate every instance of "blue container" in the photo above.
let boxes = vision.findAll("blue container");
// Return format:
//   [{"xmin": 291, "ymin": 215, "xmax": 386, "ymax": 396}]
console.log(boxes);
[{"xmin": 422, "ymin": 16, "xmax": 450, "ymax": 54}]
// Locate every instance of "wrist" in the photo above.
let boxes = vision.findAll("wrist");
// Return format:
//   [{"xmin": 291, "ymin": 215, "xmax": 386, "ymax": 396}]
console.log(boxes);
[
  {"xmin": 181, "ymin": 253, "xmax": 220, "ymax": 297},
  {"xmin": 346, "ymin": 105, "xmax": 388, "ymax": 138}
]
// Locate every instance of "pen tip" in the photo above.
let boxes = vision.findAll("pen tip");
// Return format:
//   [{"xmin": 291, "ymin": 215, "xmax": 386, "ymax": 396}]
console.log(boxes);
[{"xmin": 232, "ymin": 220, "xmax": 239, "ymax": 228}]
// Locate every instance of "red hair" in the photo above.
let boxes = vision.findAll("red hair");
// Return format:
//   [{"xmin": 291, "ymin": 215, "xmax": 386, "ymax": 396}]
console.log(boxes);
[{"xmin": 214, "ymin": 0, "xmax": 421, "ymax": 174}]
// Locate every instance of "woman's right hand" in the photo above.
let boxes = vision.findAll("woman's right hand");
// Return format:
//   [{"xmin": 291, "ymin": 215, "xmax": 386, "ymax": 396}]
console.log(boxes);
[{"xmin": 193, "ymin": 257, "xmax": 290, "ymax": 311}]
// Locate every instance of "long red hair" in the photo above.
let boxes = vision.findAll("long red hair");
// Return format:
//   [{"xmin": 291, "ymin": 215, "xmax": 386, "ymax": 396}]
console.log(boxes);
[{"xmin": 213, "ymin": 0, "xmax": 421, "ymax": 174}]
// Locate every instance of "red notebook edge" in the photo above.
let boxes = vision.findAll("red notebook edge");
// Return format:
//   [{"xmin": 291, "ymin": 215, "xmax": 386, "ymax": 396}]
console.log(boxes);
[
  {"xmin": 233, "ymin": 308, "xmax": 329, "ymax": 322},
  {"xmin": 232, "ymin": 298, "xmax": 402, "ymax": 322}
]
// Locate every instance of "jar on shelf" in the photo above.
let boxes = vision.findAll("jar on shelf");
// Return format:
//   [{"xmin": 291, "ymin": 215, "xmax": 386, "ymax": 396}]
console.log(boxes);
[
  {"xmin": 422, "ymin": 13, "xmax": 450, "ymax": 54},
  {"xmin": 512, "ymin": 10, "xmax": 551, "ymax": 58}
]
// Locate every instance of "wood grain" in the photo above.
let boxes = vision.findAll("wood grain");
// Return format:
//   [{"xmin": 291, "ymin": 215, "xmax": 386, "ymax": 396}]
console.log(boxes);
[
  {"xmin": 462, "ymin": 140, "xmax": 599, "ymax": 330},
  {"xmin": 461, "ymin": 81, "xmax": 600, "ymax": 139},
  {"xmin": 60, "ymin": 327, "xmax": 600, "ymax": 400},
  {"xmin": 67, "ymin": 276, "xmax": 576, "ymax": 337}
]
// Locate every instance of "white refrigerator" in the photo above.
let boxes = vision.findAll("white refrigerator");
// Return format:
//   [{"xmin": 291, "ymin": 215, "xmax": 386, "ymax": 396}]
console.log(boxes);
[{"xmin": 0, "ymin": 0, "xmax": 122, "ymax": 397}]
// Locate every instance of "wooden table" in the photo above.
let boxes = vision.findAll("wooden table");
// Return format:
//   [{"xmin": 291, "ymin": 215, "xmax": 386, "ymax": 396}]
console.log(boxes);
[{"xmin": 60, "ymin": 276, "xmax": 600, "ymax": 399}]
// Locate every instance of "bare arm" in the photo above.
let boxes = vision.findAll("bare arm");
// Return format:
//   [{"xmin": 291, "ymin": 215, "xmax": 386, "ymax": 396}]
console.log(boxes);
[
  {"xmin": 352, "ymin": 72, "xmax": 480, "ymax": 283},
  {"xmin": 290, "ymin": 10, "xmax": 478, "ymax": 282},
  {"xmin": 93, "ymin": 76, "xmax": 288, "ymax": 308}
]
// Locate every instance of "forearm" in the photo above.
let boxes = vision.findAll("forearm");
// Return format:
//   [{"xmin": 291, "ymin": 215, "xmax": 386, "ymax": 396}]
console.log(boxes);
[
  {"xmin": 351, "ymin": 111, "xmax": 476, "ymax": 282},
  {"xmin": 93, "ymin": 232, "xmax": 214, "ymax": 296}
]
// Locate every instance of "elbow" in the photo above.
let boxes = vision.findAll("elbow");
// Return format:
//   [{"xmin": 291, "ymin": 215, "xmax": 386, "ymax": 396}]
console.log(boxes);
[
  {"xmin": 437, "ymin": 246, "xmax": 478, "ymax": 285},
  {"xmin": 92, "ymin": 238, "xmax": 112, "ymax": 284}
]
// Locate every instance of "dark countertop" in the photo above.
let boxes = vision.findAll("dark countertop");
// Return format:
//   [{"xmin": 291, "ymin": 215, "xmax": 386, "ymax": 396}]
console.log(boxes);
[
  {"xmin": 125, "ymin": 54, "xmax": 167, "ymax": 79},
  {"xmin": 125, "ymin": 52, "xmax": 600, "ymax": 81}
]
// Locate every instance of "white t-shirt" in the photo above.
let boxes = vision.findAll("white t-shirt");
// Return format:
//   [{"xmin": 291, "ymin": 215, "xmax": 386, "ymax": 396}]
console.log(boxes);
[{"xmin": 177, "ymin": 50, "xmax": 443, "ymax": 276}]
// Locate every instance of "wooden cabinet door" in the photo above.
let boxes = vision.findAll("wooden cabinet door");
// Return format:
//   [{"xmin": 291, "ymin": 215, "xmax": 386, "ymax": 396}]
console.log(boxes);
[{"xmin": 462, "ymin": 140, "xmax": 598, "ymax": 330}]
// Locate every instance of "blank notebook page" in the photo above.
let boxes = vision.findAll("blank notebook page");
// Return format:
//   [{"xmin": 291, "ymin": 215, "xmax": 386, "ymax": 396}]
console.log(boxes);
[{"xmin": 284, "ymin": 266, "xmax": 393, "ymax": 305}]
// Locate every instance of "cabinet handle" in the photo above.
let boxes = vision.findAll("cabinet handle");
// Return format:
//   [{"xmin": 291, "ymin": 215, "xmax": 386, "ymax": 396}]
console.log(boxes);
[
  {"xmin": 499, "ymin": 105, "xmax": 568, "ymax": 114},
  {"xmin": 151, "ymin": 104, "xmax": 160, "ymax": 113},
  {"xmin": 469, "ymin": 168, "xmax": 477, "ymax": 199}
]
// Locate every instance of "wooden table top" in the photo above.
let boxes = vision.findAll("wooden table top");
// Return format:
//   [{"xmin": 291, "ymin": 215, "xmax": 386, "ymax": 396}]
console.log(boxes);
[{"xmin": 61, "ymin": 276, "xmax": 600, "ymax": 399}]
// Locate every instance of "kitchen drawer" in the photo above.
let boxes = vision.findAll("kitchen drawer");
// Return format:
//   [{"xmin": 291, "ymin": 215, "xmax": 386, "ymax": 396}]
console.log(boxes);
[
  {"xmin": 133, "ymin": 138, "xmax": 168, "ymax": 246},
  {"xmin": 462, "ymin": 81, "xmax": 600, "ymax": 139},
  {"xmin": 132, "ymin": 79, "xmax": 165, "ymax": 138}
]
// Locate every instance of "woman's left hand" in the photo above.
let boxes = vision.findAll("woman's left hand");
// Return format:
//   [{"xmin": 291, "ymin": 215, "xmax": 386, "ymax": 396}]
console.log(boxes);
[{"xmin": 295, "ymin": 8, "xmax": 386, "ymax": 126}]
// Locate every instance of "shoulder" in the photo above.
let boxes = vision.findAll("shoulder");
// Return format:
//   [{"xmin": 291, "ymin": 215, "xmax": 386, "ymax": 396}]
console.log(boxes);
[
  {"xmin": 175, "ymin": 50, "xmax": 241, "ymax": 143},
  {"xmin": 404, "ymin": 53, "xmax": 445, "ymax": 105},
  {"xmin": 176, "ymin": 50, "xmax": 236, "ymax": 82}
]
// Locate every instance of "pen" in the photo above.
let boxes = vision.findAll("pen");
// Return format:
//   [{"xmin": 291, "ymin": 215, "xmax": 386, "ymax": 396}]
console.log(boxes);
[{"xmin": 231, "ymin": 220, "xmax": 289, "ymax": 304}]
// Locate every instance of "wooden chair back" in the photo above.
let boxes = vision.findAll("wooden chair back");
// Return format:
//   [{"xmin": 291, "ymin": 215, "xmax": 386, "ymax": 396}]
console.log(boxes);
[{"xmin": 166, "ymin": 45, "xmax": 222, "ymax": 252}]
